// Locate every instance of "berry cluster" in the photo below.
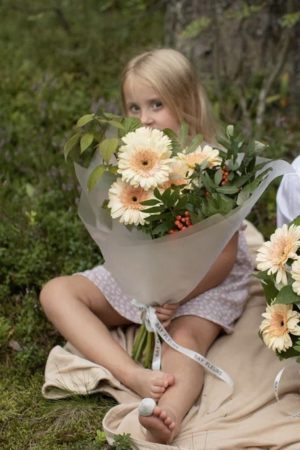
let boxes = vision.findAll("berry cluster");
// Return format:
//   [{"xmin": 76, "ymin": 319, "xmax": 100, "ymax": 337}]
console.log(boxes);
[
  {"xmin": 221, "ymin": 167, "xmax": 230, "ymax": 185},
  {"xmin": 169, "ymin": 211, "xmax": 192, "ymax": 234}
]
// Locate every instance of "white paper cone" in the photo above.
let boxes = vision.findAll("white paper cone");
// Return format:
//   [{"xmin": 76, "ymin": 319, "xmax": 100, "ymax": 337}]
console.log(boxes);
[{"xmin": 75, "ymin": 157, "xmax": 292, "ymax": 306}]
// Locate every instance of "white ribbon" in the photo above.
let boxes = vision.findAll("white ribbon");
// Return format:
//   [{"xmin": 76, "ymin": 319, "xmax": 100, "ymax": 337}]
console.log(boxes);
[
  {"xmin": 132, "ymin": 300, "xmax": 234, "ymax": 388},
  {"xmin": 274, "ymin": 366, "xmax": 300, "ymax": 417}
]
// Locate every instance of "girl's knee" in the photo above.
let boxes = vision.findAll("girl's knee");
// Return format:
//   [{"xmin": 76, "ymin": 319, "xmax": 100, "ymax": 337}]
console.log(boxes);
[
  {"xmin": 39, "ymin": 276, "xmax": 71, "ymax": 309},
  {"xmin": 166, "ymin": 317, "xmax": 220, "ymax": 352}
]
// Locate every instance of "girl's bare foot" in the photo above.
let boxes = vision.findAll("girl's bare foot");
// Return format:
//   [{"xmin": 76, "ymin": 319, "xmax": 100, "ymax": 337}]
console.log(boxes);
[
  {"xmin": 128, "ymin": 368, "xmax": 175, "ymax": 399},
  {"xmin": 139, "ymin": 405, "xmax": 178, "ymax": 444}
]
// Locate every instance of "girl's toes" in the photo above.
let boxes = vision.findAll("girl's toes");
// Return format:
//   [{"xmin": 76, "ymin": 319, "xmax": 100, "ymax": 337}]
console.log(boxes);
[
  {"xmin": 152, "ymin": 406, "xmax": 162, "ymax": 418},
  {"xmin": 151, "ymin": 385, "xmax": 165, "ymax": 393},
  {"xmin": 159, "ymin": 410, "xmax": 167, "ymax": 420},
  {"xmin": 164, "ymin": 417, "xmax": 173, "ymax": 426}
]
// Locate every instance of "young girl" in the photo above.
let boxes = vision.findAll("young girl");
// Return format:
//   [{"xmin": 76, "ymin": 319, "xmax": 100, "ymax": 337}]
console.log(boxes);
[{"xmin": 40, "ymin": 48, "xmax": 252, "ymax": 444}]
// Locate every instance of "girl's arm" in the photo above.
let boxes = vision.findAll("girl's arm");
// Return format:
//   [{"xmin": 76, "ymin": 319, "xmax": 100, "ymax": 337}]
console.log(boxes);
[
  {"xmin": 155, "ymin": 232, "xmax": 239, "ymax": 325},
  {"xmin": 180, "ymin": 231, "xmax": 238, "ymax": 305}
]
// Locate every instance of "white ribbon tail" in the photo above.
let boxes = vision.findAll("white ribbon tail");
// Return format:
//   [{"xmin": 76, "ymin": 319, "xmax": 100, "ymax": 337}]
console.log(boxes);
[
  {"xmin": 274, "ymin": 366, "xmax": 300, "ymax": 417},
  {"xmin": 148, "ymin": 307, "xmax": 233, "ymax": 387},
  {"xmin": 274, "ymin": 367, "xmax": 285, "ymax": 402}
]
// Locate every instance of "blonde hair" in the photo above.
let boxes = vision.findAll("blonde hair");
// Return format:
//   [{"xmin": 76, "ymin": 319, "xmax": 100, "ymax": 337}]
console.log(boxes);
[{"xmin": 121, "ymin": 48, "xmax": 218, "ymax": 143}]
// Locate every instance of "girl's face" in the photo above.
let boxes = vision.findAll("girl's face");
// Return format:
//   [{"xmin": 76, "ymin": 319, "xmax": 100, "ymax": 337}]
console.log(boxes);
[{"xmin": 123, "ymin": 75, "xmax": 180, "ymax": 133}]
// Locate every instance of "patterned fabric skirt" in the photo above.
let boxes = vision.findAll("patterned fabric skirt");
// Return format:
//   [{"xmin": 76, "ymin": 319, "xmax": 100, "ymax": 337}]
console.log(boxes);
[{"xmin": 77, "ymin": 231, "xmax": 253, "ymax": 333}]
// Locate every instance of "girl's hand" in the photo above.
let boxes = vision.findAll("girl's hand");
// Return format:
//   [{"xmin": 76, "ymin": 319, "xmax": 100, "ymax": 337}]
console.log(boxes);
[{"xmin": 154, "ymin": 303, "xmax": 179, "ymax": 328}]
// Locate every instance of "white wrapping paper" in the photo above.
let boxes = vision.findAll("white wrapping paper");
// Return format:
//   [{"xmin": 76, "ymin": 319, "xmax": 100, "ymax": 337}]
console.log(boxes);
[{"xmin": 75, "ymin": 156, "xmax": 292, "ymax": 306}]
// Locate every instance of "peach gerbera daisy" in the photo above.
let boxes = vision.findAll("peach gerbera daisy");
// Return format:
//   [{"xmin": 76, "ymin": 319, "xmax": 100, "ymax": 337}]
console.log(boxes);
[
  {"xmin": 177, "ymin": 144, "xmax": 222, "ymax": 176},
  {"xmin": 159, "ymin": 158, "xmax": 189, "ymax": 190},
  {"xmin": 108, "ymin": 178, "xmax": 154, "ymax": 226},
  {"xmin": 256, "ymin": 224, "xmax": 300, "ymax": 285},
  {"xmin": 291, "ymin": 257, "xmax": 300, "ymax": 295},
  {"xmin": 117, "ymin": 127, "xmax": 172, "ymax": 191},
  {"xmin": 259, "ymin": 303, "xmax": 300, "ymax": 352}
]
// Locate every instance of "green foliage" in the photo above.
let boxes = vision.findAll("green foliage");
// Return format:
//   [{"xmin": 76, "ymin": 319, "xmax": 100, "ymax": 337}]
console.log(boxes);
[
  {"xmin": 280, "ymin": 11, "xmax": 300, "ymax": 29},
  {"xmin": 180, "ymin": 16, "xmax": 211, "ymax": 39},
  {"xmin": 139, "ymin": 125, "xmax": 270, "ymax": 238},
  {"xmin": 0, "ymin": 0, "xmax": 164, "ymax": 448},
  {"xmin": 255, "ymin": 271, "xmax": 279, "ymax": 304},
  {"xmin": 95, "ymin": 429, "xmax": 108, "ymax": 446},
  {"xmin": 113, "ymin": 433, "xmax": 133, "ymax": 450},
  {"xmin": 0, "ymin": 316, "xmax": 12, "ymax": 346}
]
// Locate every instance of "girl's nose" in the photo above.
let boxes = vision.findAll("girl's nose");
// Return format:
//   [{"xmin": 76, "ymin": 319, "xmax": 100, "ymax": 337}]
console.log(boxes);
[{"xmin": 140, "ymin": 110, "xmax": 154, "ymax": 127}]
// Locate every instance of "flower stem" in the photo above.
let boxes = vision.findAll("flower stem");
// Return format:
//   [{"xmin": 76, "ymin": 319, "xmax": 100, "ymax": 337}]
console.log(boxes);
[
  {"xmin": 132, "ymin": 325, "xmax": 147, "ymax": 363},
  {"xmin": 143, "ymin": 330, "xmax": 155, "ymax": 368}
]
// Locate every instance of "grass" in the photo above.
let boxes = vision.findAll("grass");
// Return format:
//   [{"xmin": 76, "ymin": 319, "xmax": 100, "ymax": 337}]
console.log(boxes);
[{"xmin": 0, "ymin": 369, "xmax": 116, "ymax": 449}]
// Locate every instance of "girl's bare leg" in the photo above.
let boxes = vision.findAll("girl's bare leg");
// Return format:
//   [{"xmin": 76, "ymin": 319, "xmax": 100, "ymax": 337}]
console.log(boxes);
[
  {"xmin": 139, "ymin": 315, "xmax": 221, "ymax": 443},
  {"xmin": 40, "ymin": 275, "xmax": 174, "ymax": 399}
]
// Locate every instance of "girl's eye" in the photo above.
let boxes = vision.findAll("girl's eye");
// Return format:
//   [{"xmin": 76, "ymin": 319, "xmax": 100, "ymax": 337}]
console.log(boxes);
[
  {"xmin": 152, "ymin": 100, "xmax": 163, "ymax": 111},
  {"xmin": 128, "ymin": 104, "xmax": 140, "ymax": 114}
]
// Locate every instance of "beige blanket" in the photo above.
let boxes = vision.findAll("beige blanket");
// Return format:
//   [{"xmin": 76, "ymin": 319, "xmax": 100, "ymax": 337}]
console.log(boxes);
[{"xmin": 42, "ymin": 222, "xmax": 300, "ymax": 449}]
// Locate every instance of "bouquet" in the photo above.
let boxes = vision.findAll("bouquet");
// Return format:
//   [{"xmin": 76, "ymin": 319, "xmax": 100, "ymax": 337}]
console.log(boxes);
[
  {"xmin": 256, "ymin": 216, "xmax": 300, "ymax": 360},
  {"xmin": 64, "ymin": 111, "xmax": 292, "ymax": 371}
]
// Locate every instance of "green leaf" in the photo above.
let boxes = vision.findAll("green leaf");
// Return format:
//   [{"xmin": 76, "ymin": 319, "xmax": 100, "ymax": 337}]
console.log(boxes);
[
  {"xmin": 98, "ymin": 137, "xmax": 120, "ymax": 162},
  {"xmin": 226, "ymin": 124, "xmax": 234, "ymax": 138},
  {"xmin": 178, "ymin": 121, "xmax": 189, "ymax": 148},
  {"xmin": 186, "ymin": 133, "xmax": 203, "ymax": 153},
  {"xmin": 107, "ymin": 164, "xmax": 118, "ymax": 175},
  {"xmin": 141, "ymin": 199, "xmax": 160, "ymax": 206},
  {"xmin": 274, "ymin": 285, "xmax": 300, "ymax": 305},
  {"xmin": 152, "ymin": 222, "xmax": 170, "ymax": 236},
  {"xmin": 163, "ymin": 128, "xmax": 181, "ymax": 155},
  {"xmin": 95, "ymin": 429, "xmax": 107, "ymax": 445},
  {"xmin": 143, "ymin": 206, "xmax": 164, "ymax": 214},
  {"xmin": 236, "ymin": 188, "xmax": 251, "ymax": 205},
  {"xmin": 214, "ymin": 168, "xmax": 223, "ymax": 185},
  {"xmin": 201, "ymin": 172, "xmax": 216, "ymax": 191},
  {"xmin": 153, "ymin": 187, "xmax": 163, "ymax": 200},
  {"xmin": 255, "ymin": 271, "xmax": 279, "ymax": 303},
  {"xmin": 291, "ymin": 215, "xmax": 300, "ymax": 227},
  {"xmin": 80, "ymin": 133, "xmax": 94, "ymax": 153},
  {"xmin": 76, "ymin": 113, "xmax": 95, "ymax": 127},
  {"xmin": 103, "ymin": 111, "xmax": 122, "ymax": 120},
  {"xmin": 215, "ymin": 185, "xmax": 239, "ymax": 195},
  {"xmin": 63, "ymin": 132, "xmax": 80, "ymax": 160},
  {"xmin": 123, "ymin": 117, "xmax": 141, "ymax": 134},
  {"xmin": 98, "ymin": 118, "xmax": 125, "ymax": 130},
  {"xmin": 87, "ymin": 165, "xmax": 106, "ymax": 191},
  {"xmin": 226, "ymin": 159, "xmax": 241, "ymax": 171}
]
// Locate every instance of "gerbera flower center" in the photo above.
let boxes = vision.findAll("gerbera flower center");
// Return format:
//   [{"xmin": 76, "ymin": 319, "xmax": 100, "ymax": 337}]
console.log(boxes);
[
  {"xmin": 131, "ymin": 148, "xmax": 158, "ymax": 173},
  {"xmin": 121, "ymin": 185, "xmax": 149, "ymax": 210},
  {"xmin": 271, "ymin": 311, "xmax": 288, "ymax": 336},
  {"xmin": 274, "ymin": 238, "xmax": 295, "ymax": 267}
]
